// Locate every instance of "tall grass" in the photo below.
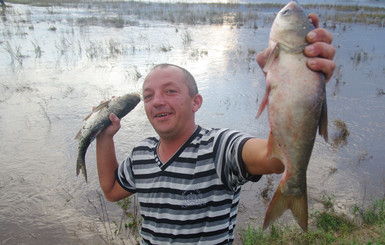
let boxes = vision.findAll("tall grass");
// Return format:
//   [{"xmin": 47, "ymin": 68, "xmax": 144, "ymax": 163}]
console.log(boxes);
[{"xmin": 4, "ymin": 41, "xmax": 27, "ymax": 65}]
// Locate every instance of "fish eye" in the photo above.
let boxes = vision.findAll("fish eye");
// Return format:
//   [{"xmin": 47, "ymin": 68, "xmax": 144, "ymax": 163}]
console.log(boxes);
[{"xmin": 282, "ymin": 9, "xmax": 291, "ymax": 16}]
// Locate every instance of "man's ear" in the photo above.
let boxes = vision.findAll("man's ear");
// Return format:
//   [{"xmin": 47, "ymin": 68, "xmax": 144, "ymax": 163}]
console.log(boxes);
[{"xmin": 192, "ymin": 94, "xmax": 203, "ymax": 112}]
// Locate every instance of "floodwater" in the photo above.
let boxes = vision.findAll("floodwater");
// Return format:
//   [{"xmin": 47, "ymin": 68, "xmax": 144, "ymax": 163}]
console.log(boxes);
[{"xmin": 0, "ymin": 1, "xmax": 385, "ymax": 244}]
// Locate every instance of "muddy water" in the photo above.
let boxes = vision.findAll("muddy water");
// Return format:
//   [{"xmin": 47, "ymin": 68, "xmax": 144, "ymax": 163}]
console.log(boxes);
[{"xmin": 1, "ymin": 2, "xmax": 385, "ymax": 244}]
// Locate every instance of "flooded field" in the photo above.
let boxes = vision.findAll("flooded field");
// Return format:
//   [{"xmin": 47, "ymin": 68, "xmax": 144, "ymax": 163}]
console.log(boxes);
[{"xmin": 1, "ymin": 1, "xmax": 385, "ymax": 244}]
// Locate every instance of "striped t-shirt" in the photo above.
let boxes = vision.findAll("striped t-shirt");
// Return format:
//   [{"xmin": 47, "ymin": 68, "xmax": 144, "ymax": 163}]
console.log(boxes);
[{"xmin": 116, "ymin": 126, "xmax": 262, "ymax": 244}]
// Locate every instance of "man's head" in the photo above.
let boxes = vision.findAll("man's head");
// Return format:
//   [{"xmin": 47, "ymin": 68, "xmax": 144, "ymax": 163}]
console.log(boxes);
[
  {"xmin": 148, "ymin": 64, "xmax": 199, "ymax": 96},
  {"xmin": 142, "ymin": 64, "xmax": 202, "ymax": 140}
]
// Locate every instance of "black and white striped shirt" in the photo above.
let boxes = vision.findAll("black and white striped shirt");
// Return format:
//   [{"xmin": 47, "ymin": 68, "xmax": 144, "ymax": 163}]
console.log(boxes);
[{"xmin": 116, "ymin": 126, "xmax": 262, "ymax": 244}]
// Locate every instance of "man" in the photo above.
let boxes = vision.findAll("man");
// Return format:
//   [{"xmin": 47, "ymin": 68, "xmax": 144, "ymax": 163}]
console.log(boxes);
[{"xmin": 96, "ymin": 14, "xmax": 335, "ymax": 244}]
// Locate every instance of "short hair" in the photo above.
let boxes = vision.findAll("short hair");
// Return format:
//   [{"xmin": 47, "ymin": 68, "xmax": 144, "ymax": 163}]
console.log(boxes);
[{"xmin": 149, "ymin": 63, "xmax": 198, "ymax": 97}]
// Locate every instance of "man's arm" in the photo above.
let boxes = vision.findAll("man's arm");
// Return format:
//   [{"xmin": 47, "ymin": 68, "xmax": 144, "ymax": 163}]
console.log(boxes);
[
  {"xmin": 96, "ymin": 113, "xmax": 132, "ymax": 202},
  {"xmin": 242, "ymin": 138, "xmax": 284, "ymax": 175}
]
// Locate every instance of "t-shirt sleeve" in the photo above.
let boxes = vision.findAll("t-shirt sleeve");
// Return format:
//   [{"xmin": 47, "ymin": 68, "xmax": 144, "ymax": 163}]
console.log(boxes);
[
  {"xmin": 115, "ymin": 156, "xmax": 137, "ymax": 194},
  {"xmin": 214, "ymin": 129, "xmax": 262, "ymax": 191}
]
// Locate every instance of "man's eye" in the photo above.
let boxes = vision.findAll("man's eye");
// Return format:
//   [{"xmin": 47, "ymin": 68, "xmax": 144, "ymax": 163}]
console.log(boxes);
[
  {"xmin": 143, "ymin": 94, "xmax": 152, "ymax": 100},
  {"xmin": 167, "ymin": 90, "xmax": 176, "ymax": 94}
]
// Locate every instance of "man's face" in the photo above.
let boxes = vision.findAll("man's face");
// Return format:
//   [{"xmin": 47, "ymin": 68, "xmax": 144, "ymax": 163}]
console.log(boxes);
[{"xmin": 142, "ymin": 66, "xmax": 199, "ymax": 139}]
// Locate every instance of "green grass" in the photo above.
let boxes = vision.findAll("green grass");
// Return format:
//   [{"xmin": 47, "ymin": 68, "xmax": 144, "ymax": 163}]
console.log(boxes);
[{"xmin": 242, "ymin": 197, "xmax": 385, "ymax": 245}]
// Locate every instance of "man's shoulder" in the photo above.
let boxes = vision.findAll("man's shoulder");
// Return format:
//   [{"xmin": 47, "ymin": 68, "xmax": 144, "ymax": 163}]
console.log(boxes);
[
  {"xmin": 198, "ymin": 126, "xmax": 244, "ymax": 139},
  {"xmin": 197, "ymin": 126, "xmax": 230, "ymax": 136},
  {"xmin": 132, "ymin": 136, "xmax": 158, "ymax": 151}
]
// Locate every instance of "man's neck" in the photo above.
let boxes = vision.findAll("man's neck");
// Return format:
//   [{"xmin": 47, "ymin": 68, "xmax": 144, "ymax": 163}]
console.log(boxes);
[{"xmin": 158, "ymin": 125, "xmax": 197, "ymax": 163}]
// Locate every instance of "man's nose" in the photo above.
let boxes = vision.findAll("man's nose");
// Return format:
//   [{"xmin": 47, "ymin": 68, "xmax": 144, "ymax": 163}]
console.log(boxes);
[{"xmin": 152, "ymin": 92, "xmax": 166, "ymax": 106}]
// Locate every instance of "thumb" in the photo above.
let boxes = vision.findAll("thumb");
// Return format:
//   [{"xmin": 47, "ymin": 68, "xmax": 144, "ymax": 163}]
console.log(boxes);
[
  {"xmin": 110, "ymin": 113, "xmax": 118, "ymax": 122},
  {"xmin": 109, "ymin": 113, "xmax": 121, "ymax": 132},
  {"xmin": 110, "ymin": 113, "xmax": 120, "ymax": 126}
]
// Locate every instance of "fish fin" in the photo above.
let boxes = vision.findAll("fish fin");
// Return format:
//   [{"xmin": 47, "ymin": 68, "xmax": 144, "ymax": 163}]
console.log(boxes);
[
  {"xmin": 263, "ymin": 183, "xmax": 288, "ymax": 230},
  {"xmin": 262, "ymin": 43, "xmax": 280, "ymax": 73},
  {"xmin": 266, "ymin": 132, "xmax": 285, "ymax": 161},
  {"xmin": 83, "ymin": 111, "xmax": 94, "ymax": 121},
  {"xmin": 76, "ymin": 152, "xmax": 88, "ymax": 182},
  {"xmin": 290, "ymin": 192, "xmax": 308, "ymax": 232},
  {"xmin": 83, "ymin": 101, "xmax": 110, "ymax": 121},
  {"xmin": 75, "ymin": 129, "xmax": 82, "ymax": 140},
  {"xmin": 263, "ymin": 183, "xmax": 308, "ymax": 232},
  {"xmin": 90, "ymin": 127, "xmax": 104, "ymax": 143},
  {"xmin": 318, "ymin": 94, "xmax": 328, "ymax": 142},
  {"xmin": 93, "ymin": 100, "xmax": 110, "ymax": 112},
  {"xmin": 256, "ymin": 83, "xmax": 271, "ymax": 118}
]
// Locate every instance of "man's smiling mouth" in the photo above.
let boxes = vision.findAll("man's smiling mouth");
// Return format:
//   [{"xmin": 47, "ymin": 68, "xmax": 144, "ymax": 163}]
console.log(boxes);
[{"xmin": 155, "ymin": 113, "xmax": 171, "ymax": 118}]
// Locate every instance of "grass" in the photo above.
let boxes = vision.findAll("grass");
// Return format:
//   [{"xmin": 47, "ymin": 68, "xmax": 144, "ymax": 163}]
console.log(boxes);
[
  {"xmin": 87, "ymin": 191, "xmax": 141, "ymax": 244},
  {"xmin": 5, "ymin": 0, "xmax": 385, "ymax": 28},
  {"xmin": 331, "ymin": 119, "xmax": 350, "ymax": 148},
  {"xmin": 4, "ymin": 41, "xmax": 28, "ymax": 65},
  {"xmin": 242, "ymin": 196, "xmax": 385, "ymax": 244}
]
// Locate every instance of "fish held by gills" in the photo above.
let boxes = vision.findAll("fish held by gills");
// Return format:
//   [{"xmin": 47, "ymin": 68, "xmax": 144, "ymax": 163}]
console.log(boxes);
[
  {"xmin": 256, "ymin": 1, "xmax": 328, "ymax": 232},
  {"xmin": 75, "ymin": 93, "xmax": 141, "ymax": 182}
]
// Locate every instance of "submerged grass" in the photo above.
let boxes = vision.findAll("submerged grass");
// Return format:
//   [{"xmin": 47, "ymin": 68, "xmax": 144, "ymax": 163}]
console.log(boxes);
[
  {"xmin": 5, "ymin": 0, "xmax": 385, "ymax": 27},
  {"xmin": 242, "ymin": 197, "xmax": 385, "ymax": 245}
]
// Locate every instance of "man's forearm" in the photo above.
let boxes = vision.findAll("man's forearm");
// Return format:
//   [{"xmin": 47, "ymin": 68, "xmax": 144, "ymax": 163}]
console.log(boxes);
[{"xmin": 96, "ymin": 135, "xmax": 119, "ymax": 196}]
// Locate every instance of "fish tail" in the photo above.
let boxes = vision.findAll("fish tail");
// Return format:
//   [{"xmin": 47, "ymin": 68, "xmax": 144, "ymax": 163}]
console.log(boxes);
[
  {"xmin": 263, "ymin": 183, "xmax": 308, "ymax": 231},
  {"xmin": 76, "ymin": 152, "xmax": 88, "ymax": 182}
]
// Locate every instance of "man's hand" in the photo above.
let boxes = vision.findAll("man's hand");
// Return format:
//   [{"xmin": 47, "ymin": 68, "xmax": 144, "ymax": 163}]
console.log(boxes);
[
  {"xmin": 256, "ymin": 13, "xmax": 336, "ymax": 82},
  {"xmin": 305, "ymin": 13, "xmax": 336, "ymax": 82},
  {"xmin": 98, "ymin": 113, "xmax": 121, "ymax": 139}
]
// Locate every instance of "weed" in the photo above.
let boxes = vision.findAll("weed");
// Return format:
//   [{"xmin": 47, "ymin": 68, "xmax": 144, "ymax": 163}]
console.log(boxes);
[
  {"xmin": 181, "ymin": 29, "xmax": 193, "ymax": 46},
  {"xmin": 376, "ymin": 88, "xmax": 385, "ymax": 96},
  {"xmin": 260, "ymin": 175, "xmax": 274, "ymax": 200},
  {"xmin": 160, "ymin": 42, "xmax": 172, "ymax": 52},
  {"xmin": 128, "ymin": 66, "xmax": 142, "ymax": 81},
  {"xmin": 108, "ymin": 38, "xmax": 124, "ymax": 56},
  {"xmin": 55, "ymin": 35, "xmax": 72, "ymax": 56},
  {"xmin": 39, "ymin": 100, "xmax": 52, "ymax": 126},
  {"xmin": 101, "ymin": 16, "xmax": 125, "ymax": 28},
  {"xmin": 331, "ymin": 119, "xmax": 350, "ymax": 148},
  {"xmin": 31, "ymin": 40, "xmax": 42, "ymax": 58},
  {"xmin": 48, "ymin": 25, "xmax": 57, "ymax": 32},
  {"xmin": 356, "ymin": 150, "xmax": 373, "ymax": 165},
  {"xmin": 313, "ymin": 210, "xmax": 356, "ymax": 233},
  {"xmin": 85, "ymin": 40, "xmax": 103, "ymax": 59},
  {"xmin": 4, "ymin": 41, "xmax": 27, "ymax": 65},
  {"xmin": 242, "ymin": 196, "xmax": 385, "ymax": 244},
  {"xmin": 355, "ymin": 198, "xmax": 385, "ymax": 225},
  {"xmin": 116, "ymin": 195, "xmax": 142, "ymax": 237}
]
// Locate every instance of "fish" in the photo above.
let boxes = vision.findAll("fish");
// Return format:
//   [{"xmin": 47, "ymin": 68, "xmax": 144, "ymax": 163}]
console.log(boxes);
[
  {"xmin": 256, "ymin": 1, "xmax": 328, "ymax": 231},
  {"xmin": 75, "ymin": 93, "xmax": 141, "ymax": 182}
]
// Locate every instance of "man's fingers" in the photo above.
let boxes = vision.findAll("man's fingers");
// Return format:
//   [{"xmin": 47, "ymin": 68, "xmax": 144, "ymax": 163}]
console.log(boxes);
[
  {"xmin": 307, "ymin": 28, "xmax": 334, "ymax": 44},
  {"xmin": 308, "ymin": 13, "xmax": 319, "ymax": 28},
  {"xmin": 256, "ymin": 49, "xmax": 269, "ymax": 70},
  {"xmin": 307, "ymin": 58, "xmax": 336, "ymax": 83},
  {"xmin": 305, "ymin": 42, "xmax": 335, "ymax": 60},
  {"xmin": 110, "ymin": 113, "xmax": 120, "ymax": 126}
]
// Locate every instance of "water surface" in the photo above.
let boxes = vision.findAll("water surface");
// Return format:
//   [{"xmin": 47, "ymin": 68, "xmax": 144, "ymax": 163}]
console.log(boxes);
[{"xmin": 1, "ymin": 2, "xmax": 384, "ymax": 244}]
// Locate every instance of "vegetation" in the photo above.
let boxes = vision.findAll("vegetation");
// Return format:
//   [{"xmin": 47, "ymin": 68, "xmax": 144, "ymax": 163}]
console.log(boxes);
[
  {"xmin": 4, "ymin": 0, "xmax": 385, "ymax": 27},
  {"xmin": 87, "ymin": 192, "xmax": 141, "ymax": 244},
  {"xmin": 242, "ymin": 196, "xmax": 385, "ymax": 244}
]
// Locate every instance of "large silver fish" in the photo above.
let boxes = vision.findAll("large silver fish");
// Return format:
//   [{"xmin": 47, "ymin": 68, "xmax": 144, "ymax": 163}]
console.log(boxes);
[
  {"xmin": 256, "ymin": 1, "xmax": 328, "ymax": 231},
  {"xmin": 75, "ymin": 93, "xmax": 141, "ymax": 182}
]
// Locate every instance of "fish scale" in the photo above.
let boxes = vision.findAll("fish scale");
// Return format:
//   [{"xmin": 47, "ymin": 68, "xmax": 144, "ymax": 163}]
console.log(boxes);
[
  {"xmin": 75, "ymin": 93, "xmax": 141, "ymax": 182},
  {"xmin": 256, "ymin": 1, "xmax": 328, "ymax": 231}
]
